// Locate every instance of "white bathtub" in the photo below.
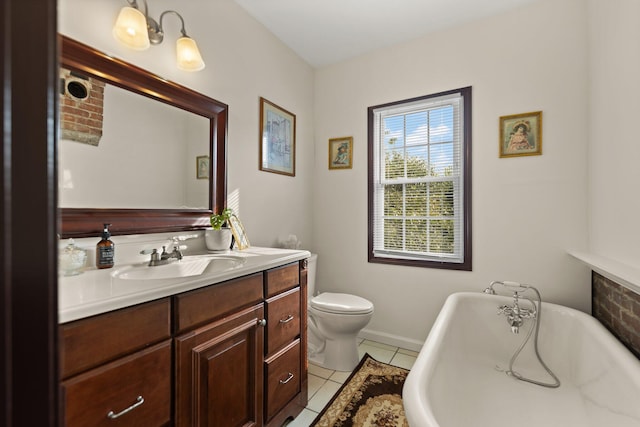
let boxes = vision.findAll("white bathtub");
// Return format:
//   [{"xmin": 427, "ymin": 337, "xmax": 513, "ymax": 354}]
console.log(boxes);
[{"xmin": 403, "ymin": 292, "xmax": 640, "ymax": 427}]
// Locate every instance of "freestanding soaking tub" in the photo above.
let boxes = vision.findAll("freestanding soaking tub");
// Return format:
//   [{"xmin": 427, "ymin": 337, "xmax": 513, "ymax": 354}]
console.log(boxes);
[{"xmin": 403, "ymin": 291, "xmax": 640, "ymax": 427}]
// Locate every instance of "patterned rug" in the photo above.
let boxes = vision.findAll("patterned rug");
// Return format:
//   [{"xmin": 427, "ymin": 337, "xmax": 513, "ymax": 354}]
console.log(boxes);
[{"xmin": 311, "ymin": 354, "xmax": 410, "ymax": 427}]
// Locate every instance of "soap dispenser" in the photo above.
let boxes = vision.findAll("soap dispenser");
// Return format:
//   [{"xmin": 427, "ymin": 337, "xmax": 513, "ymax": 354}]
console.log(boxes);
[{"xmin": 96, "ymin": 223, "xmax": 115, "ymax": 269}]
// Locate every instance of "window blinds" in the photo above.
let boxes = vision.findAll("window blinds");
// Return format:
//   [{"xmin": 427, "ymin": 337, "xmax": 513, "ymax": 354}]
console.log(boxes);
[{"xmin": 372, "ymin": 92, "xmax": 465, "ymax": 263}]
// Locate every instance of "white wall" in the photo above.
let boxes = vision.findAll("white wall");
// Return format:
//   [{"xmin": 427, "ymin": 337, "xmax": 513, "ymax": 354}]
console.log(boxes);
[
  {"xmin": 59, "ymin": 0, "xmax": 315, "ymax": 247},
  {"xmin": 313, "ymin": 0, "xmax": 591, "ymax": 348},
  {"xmin": 59, "ymin": 0, "xmax": 636, "ymax": 350},
  {"xmin": 587, "ymin": 0, "xmax": 640, "ymax": 267}
]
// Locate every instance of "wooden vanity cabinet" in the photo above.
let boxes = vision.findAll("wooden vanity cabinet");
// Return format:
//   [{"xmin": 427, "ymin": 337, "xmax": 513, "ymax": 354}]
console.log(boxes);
[
  {"xmin": 59, "ymin": 259, "xmax": 308, "ymax": 427},
  {"xmin": 174, "ymin": 263, "xmax": 308, "ymax": 427}
]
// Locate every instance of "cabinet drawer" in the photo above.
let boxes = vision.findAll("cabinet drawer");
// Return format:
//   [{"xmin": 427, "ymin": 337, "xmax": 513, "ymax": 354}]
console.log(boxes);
[
  {"xmin": 174, "ymin": 272, "xmax": 263, "ymax": 333},
  {"xmin": 265, "ymin": 340, "xmax": 301, "ymax": 422},
  {"xmin": 265, "ymin": 263, "xmax": 299, "ymax": 298},
  {"xmin": 60, "ymin": 298, "xmax": 171, "ymax": 379},
  {"xmin": 266, "ymin": 287, "xmax": 301, "ymax": 356},
  {"xmin": 61, "ymin": 340, "xmax": 171, "ymax": 427}
]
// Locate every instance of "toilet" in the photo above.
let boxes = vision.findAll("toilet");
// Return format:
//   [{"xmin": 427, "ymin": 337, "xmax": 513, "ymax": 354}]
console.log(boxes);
[{"xmin": 307, "ymin": 253, "xmax": 374, "ymax": 371}]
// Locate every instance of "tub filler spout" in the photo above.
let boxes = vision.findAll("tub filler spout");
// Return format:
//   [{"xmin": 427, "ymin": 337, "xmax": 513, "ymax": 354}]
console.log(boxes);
[
  {"xmin": 497, "ymin": 292, "xmax": 536, "ymax": 334},
  {"xmin": 486, "ymin": 282, "xmax": 560, "ymax": 389}
]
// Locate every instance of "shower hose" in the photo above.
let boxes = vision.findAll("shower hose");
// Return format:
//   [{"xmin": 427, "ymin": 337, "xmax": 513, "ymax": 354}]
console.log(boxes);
[{"xmin": 505, "ymin": 287, "xmax": 561, "ymax": 389}]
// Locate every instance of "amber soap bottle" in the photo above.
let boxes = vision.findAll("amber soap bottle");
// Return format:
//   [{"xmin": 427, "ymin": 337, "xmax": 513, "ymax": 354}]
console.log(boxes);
[{"xmin": 96, "ymin": 223, "xmax": 115, "ymax": 269}]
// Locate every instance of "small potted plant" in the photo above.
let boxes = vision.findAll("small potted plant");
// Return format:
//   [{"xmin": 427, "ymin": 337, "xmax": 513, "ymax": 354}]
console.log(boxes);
[{"xmin": 205, "ymin": 208, "xmax": 234, "ymax": 252}]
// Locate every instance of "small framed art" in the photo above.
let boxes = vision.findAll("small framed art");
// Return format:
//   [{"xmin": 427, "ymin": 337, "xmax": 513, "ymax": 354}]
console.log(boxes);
[
  {"xmin": 259, "ymin": 97, "xmax": 296, "ymax": 176},
  {"xmin": 328, "ymin": 136, "xmax": 353, "ymax": 169},
  {"xmin": 499, "ymin": 111, "xmax": 542, "ymax": 158},
  {"xmin": 228, "ymin": 214, "xmax": 250, "ymax": 250},
  {"xmin": 196, "ymin": 155, "xmax": 209, "ymax": 179}
]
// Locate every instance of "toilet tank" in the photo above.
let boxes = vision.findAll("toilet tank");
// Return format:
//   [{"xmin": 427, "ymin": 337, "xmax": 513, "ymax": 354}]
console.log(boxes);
[{"xmin": 307, "ymin": 253, "xmax": 318, "ymax": 297}]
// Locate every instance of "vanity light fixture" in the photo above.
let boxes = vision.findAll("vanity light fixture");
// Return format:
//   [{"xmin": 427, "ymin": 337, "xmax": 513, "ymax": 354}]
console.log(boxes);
[{"xmin": 113, "ymin": 0, "xmax": 205, "ymax": 72}]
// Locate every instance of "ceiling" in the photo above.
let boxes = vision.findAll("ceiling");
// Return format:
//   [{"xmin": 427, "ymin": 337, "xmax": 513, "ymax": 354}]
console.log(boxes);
[{"xmin": 233, "ymin": 0, "xmax": 540, "ymax": 68}]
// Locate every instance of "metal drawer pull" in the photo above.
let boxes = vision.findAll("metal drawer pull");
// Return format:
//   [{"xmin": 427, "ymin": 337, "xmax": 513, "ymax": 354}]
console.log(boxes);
[
  {"xmin": 279, "ymin": 315, "xmax": 294, "ymax": 324},
  {"xmin": 257, "ymin": 319, "xmax": 267, "ymax": 327},
  {"xmin": 106, "ymin": 396, "xmax": 144, "ymax": 419},
  {"xmin": 279, "ymin": 372, "xmax": 294, "ymax": 384}
]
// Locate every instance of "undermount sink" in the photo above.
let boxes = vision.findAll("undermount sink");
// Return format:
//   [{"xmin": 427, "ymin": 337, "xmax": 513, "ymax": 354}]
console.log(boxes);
[{"xmin": 112, "ymin": 255, "xmax": 246, "ymax": 281}]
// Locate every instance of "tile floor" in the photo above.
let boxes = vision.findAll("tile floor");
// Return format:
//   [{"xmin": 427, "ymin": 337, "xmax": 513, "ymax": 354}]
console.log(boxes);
[{"xmin": 285, "ymin": 338, "xmax": 419, "ymax": 427}]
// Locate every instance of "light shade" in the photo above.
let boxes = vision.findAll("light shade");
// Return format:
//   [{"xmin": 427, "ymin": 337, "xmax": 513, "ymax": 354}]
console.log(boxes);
[
  {"xmin": 113, "ymin": 6, "xmax": 150, "ymax": 51},
  {"xmin": 176, "ymin": 37, "xmax": 205, "ymax": 71}
]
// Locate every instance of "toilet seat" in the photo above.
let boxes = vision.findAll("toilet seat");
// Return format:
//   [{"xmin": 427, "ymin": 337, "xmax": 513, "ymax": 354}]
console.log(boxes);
[{"xmin": 310, "ymin": 292, "xmax": 373, "ymax": 315}]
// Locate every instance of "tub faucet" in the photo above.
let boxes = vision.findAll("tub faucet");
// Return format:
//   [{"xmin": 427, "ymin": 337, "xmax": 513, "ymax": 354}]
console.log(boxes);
[{"xmin": 497, "ymin": 292, "xmax": 536, "ymax": 334}]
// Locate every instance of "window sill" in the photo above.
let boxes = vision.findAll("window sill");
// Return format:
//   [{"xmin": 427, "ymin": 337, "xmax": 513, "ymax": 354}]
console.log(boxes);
[{"xmin": 569, "ymin": 251, "xmax": 640, "ymax": 296}]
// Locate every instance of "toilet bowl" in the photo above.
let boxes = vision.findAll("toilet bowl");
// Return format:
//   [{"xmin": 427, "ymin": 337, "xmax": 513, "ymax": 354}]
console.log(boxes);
[{"xmin": 307, "ymin": 254, "xmax": 374, "ymax": 371}]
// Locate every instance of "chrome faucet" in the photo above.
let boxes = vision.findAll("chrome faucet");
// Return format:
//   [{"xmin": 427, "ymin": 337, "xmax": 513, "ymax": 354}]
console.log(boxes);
[
  {"xmin": 497, "ymin": 292, "xmax": 536, "ymax": 334},
  {"xmin": 140, "ymin": 237, "xmax": 184, "ymax": 266},
  {"xmin": 160, "ymin": 237, "xmax": 184, "ymax": 261},
  {"xmin": 485, "ymin": 281, "xmax": 537, "ymax": 334},
  {"xmin": 482, "ymin": 280, "xmax": 561, "ymax": 388},
  {"xmin": 160, "ymin": 244, "xmax": 183, "ymax": 262}
]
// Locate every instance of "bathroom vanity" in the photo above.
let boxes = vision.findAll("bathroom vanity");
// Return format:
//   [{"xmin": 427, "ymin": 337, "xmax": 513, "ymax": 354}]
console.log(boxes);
[
  {"xmin": 58, "ymin": 247, "xmax": 309, "ymax": 427},
  {"xmin": 56, "ymin": 35, "xmax": 309, "ymax": 426}
]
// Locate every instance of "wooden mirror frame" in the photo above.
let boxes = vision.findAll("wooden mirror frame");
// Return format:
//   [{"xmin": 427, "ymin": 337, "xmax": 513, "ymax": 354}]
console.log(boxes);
[{"xmin": 59, "ymin": 35, "xmax": 227, "ymax": 238}]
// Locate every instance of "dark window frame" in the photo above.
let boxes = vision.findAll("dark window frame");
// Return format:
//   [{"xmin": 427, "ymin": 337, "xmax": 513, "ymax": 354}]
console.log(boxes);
[{"xmin": 367, "ymin": 87, "xmax": 472, "ymax": 271}]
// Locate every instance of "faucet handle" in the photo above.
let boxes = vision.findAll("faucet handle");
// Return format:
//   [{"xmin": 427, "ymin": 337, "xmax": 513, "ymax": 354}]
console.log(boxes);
[{"xmin": 140, "ymin": 248, "xmax": 160, "ymax": 266}]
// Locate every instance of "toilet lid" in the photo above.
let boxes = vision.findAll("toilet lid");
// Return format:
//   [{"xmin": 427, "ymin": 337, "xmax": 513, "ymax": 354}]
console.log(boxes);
[{"xmin": 310, "ymin": 292, "xmax": 374, "ymax": 315}]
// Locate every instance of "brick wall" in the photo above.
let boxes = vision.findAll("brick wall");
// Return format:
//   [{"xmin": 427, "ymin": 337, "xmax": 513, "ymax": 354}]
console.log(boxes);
[
  {"xmin": 59, "ymin": 68, "xmax": 104, "ymax": 146},
  {"xmin": 592, "ymin": 271, "xmax": 640, "ymax": 359}
]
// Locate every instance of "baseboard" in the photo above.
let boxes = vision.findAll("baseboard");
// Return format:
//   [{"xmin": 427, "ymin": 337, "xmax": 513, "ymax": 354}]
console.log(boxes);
[{"xmin": 358, "ymin": 328, "xmax": 424, "ymax": 352}]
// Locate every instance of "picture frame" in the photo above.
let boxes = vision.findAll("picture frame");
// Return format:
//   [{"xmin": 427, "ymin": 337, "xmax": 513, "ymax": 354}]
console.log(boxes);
[
  {"xmin": 499, "ymin": 111, "xmax": 542, "ymax": 158},
  {"xmin": 259, "ymin": 97, "xmax": 296, "ymax": 176},
  {"xmin": 328, "ymin": 136, "xmax": 353, "ymax": 169},
  {"xmin": 196, "ymin": 155, "xmax": 209, "ymax": 179},
  {"xmin": 228, "ymin": 214, "xmax": 250, "ymax": 250}
]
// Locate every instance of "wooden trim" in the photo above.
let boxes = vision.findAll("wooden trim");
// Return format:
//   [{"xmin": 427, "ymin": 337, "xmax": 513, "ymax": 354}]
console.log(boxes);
[
  {"xmin": 367, "ymin": 87, "xmax": 473, "ymax": 271},
  {"xmin": 1, "ymin": 0, "xmax": 59, "ymax": 425},
  {"xmin": 58, "ymin": 36, "xmax": 228, "ymax": 238}
]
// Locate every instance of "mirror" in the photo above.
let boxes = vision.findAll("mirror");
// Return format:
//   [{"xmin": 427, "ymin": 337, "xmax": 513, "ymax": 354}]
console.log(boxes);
[{"xmin": 59, "ymin": 35, "xmax": 227, "ymax": 238}]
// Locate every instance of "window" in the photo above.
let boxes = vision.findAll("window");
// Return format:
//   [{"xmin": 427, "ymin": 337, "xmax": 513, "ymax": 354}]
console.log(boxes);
[{"xmin": 368, "ymin": 87, "xmax": 472, "ymax": 270}]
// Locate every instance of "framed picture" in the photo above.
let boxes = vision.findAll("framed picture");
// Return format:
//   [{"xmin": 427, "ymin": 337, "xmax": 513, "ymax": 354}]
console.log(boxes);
[
  {"xmin": 228, "ymin": 214, "xmax": 250, "ymax": 250},
  {"xmin": 499, "ymin": 111, "xmax": 542, "ymax": 158},
  {"xmin": 328, "ymin": 136, "xmax": 353, "ymax": 169},
  {"xmin": 259, "ymin": 97, "xmax": 296, "ymax": 176},
  {"xmin": 196, "ymin": 155, "xmax": 209, "ymax": 179}
]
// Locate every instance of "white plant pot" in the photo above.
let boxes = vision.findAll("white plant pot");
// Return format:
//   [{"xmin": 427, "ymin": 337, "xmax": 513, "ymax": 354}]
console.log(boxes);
[{"xmin": 205, "ymin": 228, "xmax": 233, "ymax": 252}]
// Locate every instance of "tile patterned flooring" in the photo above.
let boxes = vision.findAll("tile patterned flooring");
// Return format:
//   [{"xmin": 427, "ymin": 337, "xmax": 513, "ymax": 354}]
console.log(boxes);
[{"xmin": 286, "ymin": 338, "xmax": 419, "ymax": 427}]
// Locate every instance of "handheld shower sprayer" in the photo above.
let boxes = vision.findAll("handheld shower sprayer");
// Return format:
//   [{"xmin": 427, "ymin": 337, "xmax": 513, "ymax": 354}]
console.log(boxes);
[
  {"xmin": 482, "ymin": 279, "xmax": 560, "ymax": 388},
  {"xmin": 484, "ymin": 280, "xmax": 528, "ymax": 295}
]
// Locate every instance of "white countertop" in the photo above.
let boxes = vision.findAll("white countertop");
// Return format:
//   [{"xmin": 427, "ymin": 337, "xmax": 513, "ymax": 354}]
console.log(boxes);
[
  {"xmin": 58, "ymin": 247, "xmax": 310, "ymax": 324},
  {"xmin": 568, "ymin": 251, "xmax": 640, "ymax": 295}
]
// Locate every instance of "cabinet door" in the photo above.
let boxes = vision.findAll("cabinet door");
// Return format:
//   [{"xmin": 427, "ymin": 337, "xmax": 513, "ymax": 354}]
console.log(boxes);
[{"xmin": 175, "ymin": 304, "xmax": 264, "ymax": 427}]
